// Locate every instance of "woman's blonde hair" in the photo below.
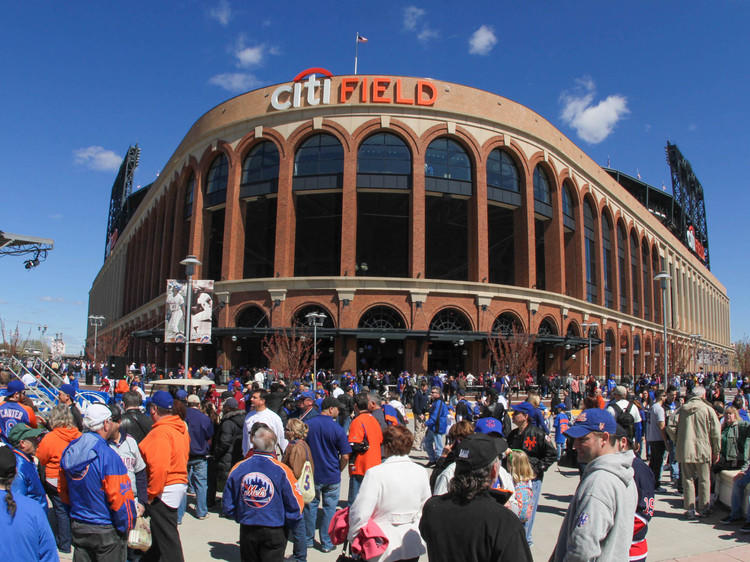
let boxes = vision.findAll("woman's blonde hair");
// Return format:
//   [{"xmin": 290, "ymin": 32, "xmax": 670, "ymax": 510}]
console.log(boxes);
[
  {"xmin": 508, "ymin": 449, "xmax": 535, "ymax": 483},
  {"xmin": 285, "ymin": 418, "xmax": 308, "ymax": 440},
  {"xmin": 47, "ymin": 404, "xmax": 75, "ymax": 429},
  {"xmin": 526, "ymin": 394, "xmax": 541, "ymax": 408}
]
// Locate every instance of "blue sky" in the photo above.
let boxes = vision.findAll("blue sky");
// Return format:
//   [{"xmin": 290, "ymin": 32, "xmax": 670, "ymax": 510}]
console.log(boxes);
[{"xmin": 1, "ymin": 1, "xmax": 748, "ymax": 354}]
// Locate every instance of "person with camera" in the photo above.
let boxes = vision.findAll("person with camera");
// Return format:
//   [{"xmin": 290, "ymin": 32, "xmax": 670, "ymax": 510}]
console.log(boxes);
[{"xmin": 347, "ymin": 392, "xmax": 383, "ymax": 505}]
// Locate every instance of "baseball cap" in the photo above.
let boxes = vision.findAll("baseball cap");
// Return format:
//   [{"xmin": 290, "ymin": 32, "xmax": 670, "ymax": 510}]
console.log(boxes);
[
  {"xmin": 84, "ymin": 404, "xmax": 113, "ymax": 428},
  {"xmin": 151, "ymin": 390, "xmax": 174, "ymax": 409},
  {"xmin": 224, "ymin": 397, "xmax": 239, "ymax": 410},
  {"xmin": 564, "ymin": 408, "xmax": 617, "ymax": 439},
  {"xmin": 512, "ymin": 402, "xmax": 535, "ymax": 417},
  {"xmin": 455, "ymin": 433, "xmax": 507, "ymax": 474},
  {"xmin": 321, "ymin": 396, "xmax": 343, "ymax": 410},
  {"xmin": 474, "ymin": 417, "xmax": 504, "ymax": 437},
  {"xmin": 555, "ymin": 403, "xmax": 567, "ymax": 411},
  {"xmin": 0, "ymin": 447, "xmax": 16, "ymax": 478},
  {"xmin": 59, "ymin": 383, "xmax": 76, "ymax": 399},
  {"xmin": 175, "ymin": 389, "xmax": 188, "ymax": 400},
  {"xmin": 186, "ymin": 394, "xmax": 201, "ymax": 405},
  {"xmin": 6, "ymin": 380, "xmax": 25, "ymax": 394},
  {"xmin": 298, "ymin": 391, "xmax": 315, "ymax": 401},
  {"xmin": 7, "ymin": 423, "xmax": 44, "ymax": 446}
]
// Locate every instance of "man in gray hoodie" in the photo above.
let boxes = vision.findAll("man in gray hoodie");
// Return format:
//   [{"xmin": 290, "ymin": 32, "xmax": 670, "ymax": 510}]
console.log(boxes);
[{"xmin": 551, "ymin": 408, "xmax": 638, "ymax": 562}]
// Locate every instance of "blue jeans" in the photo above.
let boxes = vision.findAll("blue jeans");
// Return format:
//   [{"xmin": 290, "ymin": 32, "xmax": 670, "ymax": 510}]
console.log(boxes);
[
  {"xmin": 49, "ymin": 491, "xmax": 72, "ymax": 552},
  {"xmin": 729, "ymin": 469, "xmax": 750, "ymax": 521},
  {"xmin": 305, "ymin": 482, "xmax": 340, "ymax": 550},
  {"xmin": 290, "ymin": 515, "xmax": 308, "ymax": 561},
  {"xmin": 423, "ymin": 429, "xmax": 444, "ymax": 463},
  {"xmin": 667, "ymin": 441, "xmax": 680, "ymax": 484},
  {"xmin": 179, "ymin": 458, "xmax": 208, "ymax": 521},
  {"xmin": 348, "ymin": 474, "xmax": 363, "ymax": 505},
  {"xmin": 555, "ymin": 442, "xmax": 564, "ymax": 461},
  {"xmin": 523, "ymin": 479, "xmax": 543, "ymax": 545}
]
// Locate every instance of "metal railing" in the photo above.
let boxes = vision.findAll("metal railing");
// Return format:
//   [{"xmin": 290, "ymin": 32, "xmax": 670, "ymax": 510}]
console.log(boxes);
[
  {"xmin": 6, "ymin": 357, "xmax": 57, "ymax": 411},
  {"xmin": 7, "ymin": 356, "xmax": 92, "ymax": 410}
]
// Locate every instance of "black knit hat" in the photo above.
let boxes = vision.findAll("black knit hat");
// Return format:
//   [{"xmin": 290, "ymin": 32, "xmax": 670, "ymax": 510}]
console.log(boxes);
[{"xmin": 0, "ymin": 447, "xmax": 16, "ymax": 478}]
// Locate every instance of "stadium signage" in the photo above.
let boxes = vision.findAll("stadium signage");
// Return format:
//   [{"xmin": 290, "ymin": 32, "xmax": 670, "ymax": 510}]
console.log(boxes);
[
  {"xmin": 270, "ymin": 67, "xmax": 437, "ymax": 111},
  {"xmin": 686, "ymin": 225, "xmax": 706, "ymax": 262}
]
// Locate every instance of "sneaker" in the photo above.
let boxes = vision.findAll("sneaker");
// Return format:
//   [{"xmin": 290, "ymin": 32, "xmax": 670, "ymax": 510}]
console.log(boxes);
[
  {"xmin": 655, "ymin": 487, "xmax": 667, "ymax": 493},
  {"xmin": 686, "ymin": 510, "xmax": 699, "ymax": 520},
  {"xmin": 720, "ymin": 516, "xmax": 742, "ymax": 525},
  {"xmin": 741, "ymin": 522, "xmax": 750, "ymax": 533}
]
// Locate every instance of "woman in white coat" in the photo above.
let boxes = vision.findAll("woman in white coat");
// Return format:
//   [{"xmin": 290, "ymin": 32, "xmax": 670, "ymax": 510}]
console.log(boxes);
[{"xmin": 348, "ymin": 424, "xmax": 431, "ymax": 562}]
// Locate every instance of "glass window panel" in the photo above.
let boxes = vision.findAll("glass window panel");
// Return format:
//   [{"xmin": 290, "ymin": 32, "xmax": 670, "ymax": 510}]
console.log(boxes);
[
  {"xmin": 487, "ymin": 150, "xmax": 520, "ymax": 192},
  {"xmin": 242, "ymin": 142, "xmax": 279, "ymax": 185},
  {"xmin": 294, "ymin": 134, "xmax": 343, "ymax": 177},
  {"xmin": 533, "ymin": 166, "xmax": 552, "ymax": 204},
  {"xmin": 425, "ymin": 138, "xmax": 472, "ymax": 183},
  {"xmin": 206, "ymin": 154, "xmax": 229, "ymax": 195}
]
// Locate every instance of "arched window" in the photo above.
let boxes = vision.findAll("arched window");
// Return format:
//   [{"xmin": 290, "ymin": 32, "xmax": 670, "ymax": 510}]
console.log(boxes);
[
  {"xmin": 537, "ymin": 317, "xmax": 558, "ymax": 336},
  {"xmin": 429, "ymin": 308, "xmax": 471, "ymax": 332},
  {"xmin": 293, "ymin": 305, "xmax": 334, "ymax": 328},
  {"xmin": 487, "ymin": 148, "xmax": 521, "ymax": 199},
  {"xmin": 358, "ymin": 306, "xmax": 406, "ymax": 330},
  {"xmin": 634, "ymin": 334, "xmax": 641, "ymax": 375},
  {"xmin": 533, "ymin": 165, "xmax": 552, "ymax": 205},
  {"xmin": 566, "ymin": 322, "xmax": 580, "ymax": 338},
  {"xmin": 652, "ymin": 250, "xmax": 661, "ymax": 324},
  {"xmin": 602, "ymin": 212, "xmax": 614, "ymax": 309},
  {"xmin": 605, "ymin": 330, "xmax": 615, "ymax": 377},
  {"xmin": 293, "ymin": 134, "xmax": 344, "ymax": 190},
  {"xmin": 357, "ymin": 133, "xmax": 411, "ymax": 188},
  {"xmin": 562, "ymin": 183, "xmax": 575, "ymax": 229},
  {"xmin": 205, "ymin": 153, "xmax": 229, "ymax": 206},
  {"xmin": 618, "ymin": 223, "xmax": 628, "ymax": 312},
  {"xmin": 641, "ymin": 242, "xmax": 651, "ymax": 321},
  {"xmin": 630, "ymin": 232, "xmax": 640, "ymax": 317},
  {"xmin": 492, "ymin": 313, "xmax": 523, "ymax": 336},
  {"xmin": 357, "ymin": 133, "xmax": 410, "ymax": 277},
  {"xmin": 184, "ymin": 173, "xmax": 194, "ymax": 219},
  {"xmin": 241, "ymin": 141, "xmax": 279, "ymax": 197},
  {"xmin": 425, "ymin": 138, "xmax": 472, "ymax": 194},
  {"xmin": 236, "ymin": 306, "xmax": 269, "ymax": 328},
  {"xmin": 584, "ymin": 199, "xmax": 598, "ymax": 303}
]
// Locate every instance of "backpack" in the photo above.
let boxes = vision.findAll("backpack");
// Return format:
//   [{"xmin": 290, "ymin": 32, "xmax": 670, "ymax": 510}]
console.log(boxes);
[
  {"xmin": 514, "ymin": 480, "xmax": 535, "ymax": 523},
  {"xmin": 610, "ymin": 400, "xmax": 636, "ymax": 440}
]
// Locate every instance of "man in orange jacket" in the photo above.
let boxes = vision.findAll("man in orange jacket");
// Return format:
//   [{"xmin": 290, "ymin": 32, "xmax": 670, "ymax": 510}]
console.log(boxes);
[{"xmin": 139, "ymin": 391, "xmax": 190, "ymax": 562}]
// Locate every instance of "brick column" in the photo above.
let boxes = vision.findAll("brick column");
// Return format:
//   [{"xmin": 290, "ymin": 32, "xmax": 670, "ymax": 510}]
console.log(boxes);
[
  {"xmin": 518, "ymin": 168, "xmax": 535, "ymax": 288},
  {"xmin": 340, "ymin": 144, "xmax": 357, "ymax": 276},
  {"xmin": 474, "ymin": 158, "xmax": 488, "ymax": 283},
  {"xmin": 411, "ymin": 149, "xmax": 425, "ymax": 278},
  {"xmin": 188, "ymin": 170, "xmax": 205, "ymax": 278},
  {"xmin": 221, "ymin": 151, "xmax": 245, "ymax": 281},
  {"xmin": 274, "ymin": 149, "xmax": 295, "ymax": 277}
]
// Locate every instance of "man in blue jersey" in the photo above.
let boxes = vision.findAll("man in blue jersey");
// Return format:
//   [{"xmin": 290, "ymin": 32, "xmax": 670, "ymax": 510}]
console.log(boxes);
[{"xmin": 0, "ymin": 380, "xmax": 37, "ymax": 443}]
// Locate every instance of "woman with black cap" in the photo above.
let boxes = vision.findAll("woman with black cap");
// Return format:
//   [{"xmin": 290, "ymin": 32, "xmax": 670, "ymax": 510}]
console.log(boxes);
[{"xmin": 0, "ymin": 446, "xmax": 58, "ymax": 561}]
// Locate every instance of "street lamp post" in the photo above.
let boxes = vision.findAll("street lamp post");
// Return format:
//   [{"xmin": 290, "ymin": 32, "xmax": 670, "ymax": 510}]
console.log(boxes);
[
  {"xmin": 581, "ymin": 322, "xmax": 598, "ymax": 379},
  {"xmin": 180, "ymin": 255, "xmax": 202, "ymax": 377},
  {"xmin": 305, "ymin": 312, "xmax": 326, "ymax": 376},
  {"xmin": 88, "ymin": 315, "xmax": 105, "ymax": 365},
  {"xmin": 654, "ymin": 272, "xmax": 671, "ymax": 391}
]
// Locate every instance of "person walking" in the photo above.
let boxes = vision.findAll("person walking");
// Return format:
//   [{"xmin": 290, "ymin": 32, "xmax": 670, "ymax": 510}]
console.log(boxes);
[
  {"xmin": 139, "ymin": 391, "xmax": 190, "ymax": 562},
  {"xmin": 223, "ymin": 424, "xmax": 303, "ymax": 562},
  {"xmin": 411, "ymin": 381, "xmax": 429, "ymax": 448},
  {"xmin": 550, "ymin": 409, "xmax": 638, "ymax": 562},
  {"xmin": 304, "ymin": 396, "xmax": 351, "ymax": 553},
  {"xmin": 183, "ymin": 394, "xmax": 213, "ymax": 520},
  {"xmin": 0, "ymin": 446, "xmax": 58, "ymax": 562},
  {"xmin": 674, "ymin": 386, "xmax": 721, "ymax": 519},
  {"xmin": 423, "ymin": 386, "xmax": 448, "ymax": 467},
  {"xmin": 646, "ymin": 390, "xmax": 668, "ymax": 492},
  {"xmin": 507, "ymin": 401, "xmax": 556, "ymax": 546},
  {"xmin": 36, "ymin": 404, "xmax": 81, "ymax": 554},
  {"xmin": 59, "ymin": 403, "xmax": 137, "ymax": 561},
  {"xmin": 347, "ymin": 392, "xmax": 383, "ymax": 504}
]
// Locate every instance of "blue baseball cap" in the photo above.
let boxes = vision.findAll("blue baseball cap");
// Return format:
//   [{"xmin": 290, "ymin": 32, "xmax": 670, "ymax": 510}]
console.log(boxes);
[
  {"xmin": 6, "ymin": 380, "xmax": 25, "ymax": 394},
  {"xmin": 59, "ymin": 384, "xmax": 76, "ymax": 399},
  {"xmin": 175, "ymin": 389, "xmax": 188, "ymax": 400},
  {"xmin": 151, "ymin": 390, "xmax": 174, "ymax": 409},
  {"xmin": 564, "ymin": 408, "xmax": 616, "ymax": 439},
  {"xmin": 511, "ymin": 402, "xmax": 535, "ymax": 417},
  {"xmin": 474, "ymin": 417, "xmax": 504, "ymax": 437},
  {"xmin": 298, "ymin": 391, "xmax": 315, "ymax": 401}
]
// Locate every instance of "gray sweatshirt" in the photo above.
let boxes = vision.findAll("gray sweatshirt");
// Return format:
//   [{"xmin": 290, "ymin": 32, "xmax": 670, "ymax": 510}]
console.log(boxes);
[{"xmin": 552, "ymin": 450, "xmax": 637, "ymax": 562}]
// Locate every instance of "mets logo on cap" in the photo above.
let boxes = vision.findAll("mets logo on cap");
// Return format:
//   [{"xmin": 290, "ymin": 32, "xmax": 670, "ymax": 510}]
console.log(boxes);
[{"xmin": 241, "ymin": 472, "xmax": 275, "ymax": 508}]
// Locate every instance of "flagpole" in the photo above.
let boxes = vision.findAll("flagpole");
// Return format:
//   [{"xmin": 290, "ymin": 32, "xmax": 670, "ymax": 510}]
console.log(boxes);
[{"xmin": 355, "ymin": 32, "xmax": 359, "ymax": 75}]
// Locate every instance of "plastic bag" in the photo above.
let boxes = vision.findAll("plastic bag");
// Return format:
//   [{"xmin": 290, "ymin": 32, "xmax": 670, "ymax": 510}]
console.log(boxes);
[{"xmin": 128, "ymin": 516, "xmax": 152, "ymax": 552}]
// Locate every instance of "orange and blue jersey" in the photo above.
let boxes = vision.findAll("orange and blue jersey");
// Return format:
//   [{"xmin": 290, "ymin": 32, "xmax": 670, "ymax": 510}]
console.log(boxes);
[
  {"xmin": 222, "ymin": 450, "xmax": 303, "ymax": 527},
  {"xmin": 554, "ymin": 412, "xmax": 570, "ymax": 444},
  {"xmin": 0, "ymin": 401, "xmax": 37, "ymax": 441},
  {"xmin": 382, "ymin": 403, "xmax": 404, "ymax": 426},
  {"xmin": 59, "ymin": 432, "xmax": 136, "ymax": 534}
]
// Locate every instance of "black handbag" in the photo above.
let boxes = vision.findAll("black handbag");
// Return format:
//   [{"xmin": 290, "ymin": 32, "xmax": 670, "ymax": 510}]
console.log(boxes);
[
  {"xmin": 349, "ymin": 425, "xmax": 369, "ymax": 455},
  {"xmin": 336, "ymin": 540, "xmax": 359, "ymax": 562}
]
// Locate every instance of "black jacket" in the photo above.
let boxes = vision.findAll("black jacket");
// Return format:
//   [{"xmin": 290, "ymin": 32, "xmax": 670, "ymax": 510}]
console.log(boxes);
[
  {"xmin": 507, "ymin": 423, "xmax": 556, "ymax": 481},
  {"xmin": 412, "ymin": 389, "xmax": 429, "ymax": 416},
  {"xmin": 119, "ymin": 409, "xmax": 153, "ymax": 443},
  {"xmin": 213, "ymin": 409, "xmax": 245, "ymax": 476},
  {"xmin": 419, "ymin": 490, "xmax": 532, "ymax": 562}
]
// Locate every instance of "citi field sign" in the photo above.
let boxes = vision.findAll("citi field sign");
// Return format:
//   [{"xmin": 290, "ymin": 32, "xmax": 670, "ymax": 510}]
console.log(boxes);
[{"xmin": 270, "ymin": 68, "xmax": 438, "ymax": 111}]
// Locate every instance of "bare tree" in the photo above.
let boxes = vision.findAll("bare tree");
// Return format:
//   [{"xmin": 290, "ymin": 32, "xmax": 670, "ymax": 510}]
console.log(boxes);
[
  {"xmin": 486, "ymin": 329, "xmax": 537, "ymax": 389},
  {"xmin": 0, "ymin": 318, "xmax": 32, "ymax": 358},
  {"xmin": 261, "ymin": 326, "xmax": 318, "ymax": 382},
  {"xmin": 668, "ymin": 340, "xmax": 690, "ymax": 376},
  {"xmin": 734, "ymin": 338, "xmax": 750, "ymax": 376},
  {"xmin": 86, "ymin": 327, "xmax": 131, "ymax": 362}
]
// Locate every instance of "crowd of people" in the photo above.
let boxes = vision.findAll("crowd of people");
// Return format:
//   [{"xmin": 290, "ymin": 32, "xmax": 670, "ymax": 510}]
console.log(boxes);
[{"xmin": 0, "ymin": 365, "xmax": 748, "ymax": 561}]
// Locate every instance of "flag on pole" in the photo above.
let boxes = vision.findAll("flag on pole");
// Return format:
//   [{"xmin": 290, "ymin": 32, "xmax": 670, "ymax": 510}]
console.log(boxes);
[
  {"xmin": 637, "ymin": 169, "xmax": 641, "ymax": 180},
  {"xmin": 354, "ymin": 32, "xmax": 368, "ymax": 74},
  {"xmin": 357, "ymin": 34, "xmax": 368, "ymax": 43}
]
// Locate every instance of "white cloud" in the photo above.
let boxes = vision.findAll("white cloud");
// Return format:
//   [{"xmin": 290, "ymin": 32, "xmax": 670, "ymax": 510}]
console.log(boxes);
[
  {"xmin": 48, "ymin": 213, "xmax": 63, "ymax": 220},
  {"xmin": 209, "ymin": 0, "xmax": 232, "ymax": 26},
  {"xmin": 403, "ymin": 6, "xmax": 425, "ymax": 30},
  {"xmin": 417, "ymin": 27, "xmax": 439, "ymax": 43},
  {"xmin": 560, "ymin": 77, "xmax": 629, "ymax": 144},
  {"xmin": 40, "ymin": 296, "xmax": 65, "ymax": 303},
  {"xmin": 235, "ymin": 44, "xmax": 264, "ymax": 68},
  {"xmin": 209, "ymin": 72, "xmax": 262, "ymax": 93},
  {"xmin": 468, "ymin": 25, "xmax": 497, "ymax": 55},
  {"xmin": 73, "ymin": 146, "xmax": 122, "ymax": 172}
]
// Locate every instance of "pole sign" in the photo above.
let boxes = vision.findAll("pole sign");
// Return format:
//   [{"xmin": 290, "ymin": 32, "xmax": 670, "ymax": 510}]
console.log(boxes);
[{"xmin": 271, "ymin": 68, "xmax": 438, "ymax": 111}]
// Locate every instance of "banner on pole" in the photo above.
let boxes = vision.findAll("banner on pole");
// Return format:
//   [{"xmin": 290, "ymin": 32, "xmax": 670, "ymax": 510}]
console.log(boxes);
[
  {"xmin": 165, "ymin": 280, "xmax": 187, "ymax": 343},
  {"xmin": 188, "ymin": 280, "xmax": 214, "ymax": 343}
]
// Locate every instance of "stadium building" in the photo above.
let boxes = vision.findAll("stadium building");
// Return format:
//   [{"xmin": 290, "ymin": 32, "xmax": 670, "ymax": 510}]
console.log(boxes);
[{"xmin": 87, "ymin": 69, "xmax": 731, "ymax": 379}]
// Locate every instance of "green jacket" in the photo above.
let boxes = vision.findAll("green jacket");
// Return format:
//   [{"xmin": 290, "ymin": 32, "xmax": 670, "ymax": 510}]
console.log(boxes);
[{"xmin": 721, "ymin": 421, "xmax": 750, "ymax": 470}]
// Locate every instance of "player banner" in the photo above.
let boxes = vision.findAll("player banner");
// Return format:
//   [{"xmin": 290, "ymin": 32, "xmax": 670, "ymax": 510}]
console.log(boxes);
[
  {"xmin": 165, "ymin": 279, "xmax": 214, "ymax": 343},
  {"xmin": 188, "ymin": 280, "xmax": 213, "ymax": 343}
]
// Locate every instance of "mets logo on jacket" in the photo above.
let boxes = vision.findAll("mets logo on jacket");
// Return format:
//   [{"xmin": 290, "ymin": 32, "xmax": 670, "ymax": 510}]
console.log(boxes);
[{"xmin": 241, "ymin": 472, "xmax": 275, "ymax": 508}]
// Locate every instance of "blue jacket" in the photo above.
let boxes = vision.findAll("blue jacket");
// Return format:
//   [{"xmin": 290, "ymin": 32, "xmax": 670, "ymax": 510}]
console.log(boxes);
[
  {"xmin": 185, "ymin": 406, "xmax": 213, "ymax": 457},
  {"xmin": 11, "ymin": 449, "xmax": 47, "ymax": 513},
  {"xmin": 223, "ymin": 451, "xmax": 303, "ymax": 527},
  {"xmin": 0, "ymin": 490, "xmax": 58, "ymax": 561},
  {"xmin": 0, "ymin": 402, "xmax": 34, "ymax": 441},
  {"xmin": 60, "ymin": 432, "xmax": 137, "ymax": 534},
  {"xmin": 426, "ymin": 399, "xmax": 448, "ymax": 435}
]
